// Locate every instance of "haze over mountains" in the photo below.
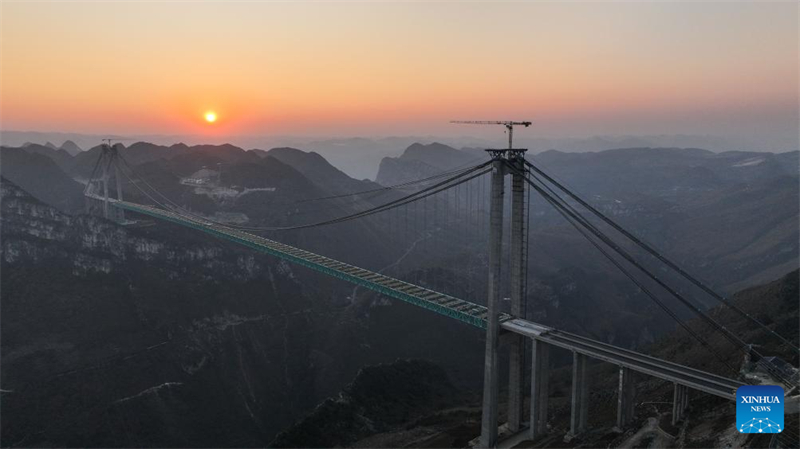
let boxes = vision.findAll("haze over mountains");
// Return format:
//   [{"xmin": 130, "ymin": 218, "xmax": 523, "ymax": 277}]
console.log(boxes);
[
  {"xmin": 3, "ymin": 130, "xmax": 793, "ymax": 180},
  {"xmin": 2, "ymin": 138, "xmax": 797, "ymax": 297},
  {"xmin": 3, "ymin": 137, "xmax": 797, "ymax": 299},
  {"xmin": 1, "ymin": 137, "xmax": 798, "ymax": 446}
]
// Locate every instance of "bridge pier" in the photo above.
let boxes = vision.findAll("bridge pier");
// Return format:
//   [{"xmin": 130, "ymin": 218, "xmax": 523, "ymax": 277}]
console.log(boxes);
[
  {"xmin": 672, "ymin": 383, "xmax": 689, "ymax": 425},
  {"xmin": 569, "ymin": 352, "xmax": 589, "ymax": 437},
  {"xmin": 683, "ymin": 385, "xmax": 689, "ymax": 411},
  {"xmin": 85, "ymin": 196, "xmax": 101, "ymax": 215},
  {"xmin": 479, "ymin": 158, "xmax": 506, "ymax": 448},
  {"xmin": 616, "ymin": 366, "xmax": 636, "ymax": 429},
  {"xmin": 529, "ymin": 339, "xmax": 550, "ymax": 439}
]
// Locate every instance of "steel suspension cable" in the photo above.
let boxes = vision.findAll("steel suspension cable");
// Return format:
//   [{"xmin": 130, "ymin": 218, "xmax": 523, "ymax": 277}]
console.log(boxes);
[
  {"xmin": 116, "ymin": 158, "xmax": 184, "ymax": 212},
  {"xmin": 297, "ymin": 164, "xmax": 480, "ymax": 204},
  {"xmin": 524, "ymin": 173, "xmax": 531, "ymax": 320},
  {"xmin": 227, "ymin": 167, "xmax": 491, "ymax": 232},
  {"xmin": 118, "ymin": 150, "xmax": 472, "ymax": 231},
  {"xmin": 83, "ymin": 150, "xmax": 104, "ymax": 196},
  {"xmin": 514, "ymin": 163, "xmax": 797, "ymax": 386},
  {"xmin": 511, "ymin": 166, "xmax": 748, "ymax": 350},
  {"xmin": 517, "ymin": 165, "xmax": 741, "ymax": 375},
  {"xmin": 524, "ymin": 159, "xmax": 798, "ymax": 352},
  {"xmin": 468, "ymin": 177, "xmax": 473, "ymax": 301},
  {"xmin": 117, "ymin": 152, "xmax": 490, "ymax": 232}
]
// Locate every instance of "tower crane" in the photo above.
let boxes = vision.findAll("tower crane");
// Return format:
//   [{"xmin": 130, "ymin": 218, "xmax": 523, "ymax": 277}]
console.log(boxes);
[{"xmin": 451, "ymin": 120, "xmax": 531, "ymax": 150}]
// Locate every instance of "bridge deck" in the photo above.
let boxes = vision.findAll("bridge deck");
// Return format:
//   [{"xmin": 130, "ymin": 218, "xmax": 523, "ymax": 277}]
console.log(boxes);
[
  {"xmin": 112, "ymin": 200, "xmax": 742, "ymax": 400},
  {"xmin": 503, "ymin": 319, "xmax": 741, "ymax": 399},
  {"xmin": 113, "ymin": 200, "xmax": 510, "ymax": 328}
]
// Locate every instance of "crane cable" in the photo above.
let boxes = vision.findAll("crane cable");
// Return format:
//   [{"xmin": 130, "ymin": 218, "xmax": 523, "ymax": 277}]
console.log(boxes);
[{"xmin": 524, "ymin": 158, "xmax": 799, "ymax": 353}]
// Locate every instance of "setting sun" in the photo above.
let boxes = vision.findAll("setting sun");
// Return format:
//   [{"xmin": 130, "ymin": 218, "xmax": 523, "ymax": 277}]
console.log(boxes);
[{"xmin": 204, "ymin": 111, "xmax": 217, "ymax": 123}]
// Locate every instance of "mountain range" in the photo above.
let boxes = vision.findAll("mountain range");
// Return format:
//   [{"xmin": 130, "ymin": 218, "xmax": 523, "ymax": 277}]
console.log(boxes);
[
  {"xmin": 1, "ymin": 138, "xmax": 797, "ymax": 446},
  {"xmin": 4, "ymin": 129, "xmax": 793, "ymax": 180}
]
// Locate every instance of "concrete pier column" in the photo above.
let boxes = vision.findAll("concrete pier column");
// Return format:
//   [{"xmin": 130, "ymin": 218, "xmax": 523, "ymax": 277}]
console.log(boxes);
[
  {"xmin": 529, "ymin": 339, "xmax": 550, "ymax": 439},
  {"xmin": 479, "ymin": 158, "xmax": 506, "ymax": 448},
  {"xmin": 672, "ymin": 383, "xmax": 688, "ymax": 425},
  {"xmin": 681, "ymin": 384, "xmax": 688, "ymax": 421},
  {"xmin": 507, "ymin": 159, "xmax": 528, "ymax": 432},
  {"xmin": 672, "ymin": 383, "xmax": 679, "ymax": 424},
  {"xmin": 569, "ymin": 352, "xmax": 589, "ymax": 436},
  {"xmin": 616, "ymin": 366, "xmax": 636, "ymax": 429}
]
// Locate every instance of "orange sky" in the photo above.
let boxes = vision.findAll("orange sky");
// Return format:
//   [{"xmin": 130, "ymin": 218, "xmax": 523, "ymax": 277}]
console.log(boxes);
[{"xmin": 1, "ymin": 2, "xmax": 797, "ymax": 148}]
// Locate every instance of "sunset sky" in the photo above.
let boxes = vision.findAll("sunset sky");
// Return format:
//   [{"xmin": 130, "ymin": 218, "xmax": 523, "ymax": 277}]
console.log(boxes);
[{"xmin": 1, "ymin": 1, "xmax": 797, "ymax": 150}]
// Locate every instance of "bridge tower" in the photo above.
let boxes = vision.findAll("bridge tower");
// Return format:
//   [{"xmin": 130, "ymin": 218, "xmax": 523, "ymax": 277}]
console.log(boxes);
[
  {"xmin": 480, "ymin": 145, "xmax": 529, "ymax": 448},
  {"xmin": 85, "ymin": 142, "xmax": 125, "ymax": 223},
  {"xmin": 454, "ymin": 120, "xmax": 532, "ymax": 448}
]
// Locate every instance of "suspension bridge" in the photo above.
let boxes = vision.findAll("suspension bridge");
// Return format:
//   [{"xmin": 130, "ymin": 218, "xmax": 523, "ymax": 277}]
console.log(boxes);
[{"xmin": 83, "ymin": 126, "xmax": 797, "ymax": 447}]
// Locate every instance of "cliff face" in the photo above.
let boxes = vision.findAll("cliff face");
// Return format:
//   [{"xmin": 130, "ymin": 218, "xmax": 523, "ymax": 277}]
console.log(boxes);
[
  {"xmin": 1, "ymin": 178, "xmax": 287, "ymax": 276},
  {"xmin": 0, "ymin": 178, "xmax": 326, "ymax": 447},
  {"xmin": 270, "ymin": 359, "xmax": 461, "ymax": 448},
  {"xmin": 0, "ymin": 177, "xmax": 497, "ymax": 447}
]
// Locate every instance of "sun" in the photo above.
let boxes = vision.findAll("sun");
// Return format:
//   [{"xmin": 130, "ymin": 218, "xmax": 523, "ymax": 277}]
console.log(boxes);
[{"xmin": 204, "ymin": 111, "xmax": 217, "ymax": 123}]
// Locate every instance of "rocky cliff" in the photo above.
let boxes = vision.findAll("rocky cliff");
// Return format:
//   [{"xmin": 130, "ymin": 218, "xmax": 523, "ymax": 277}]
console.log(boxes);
[
  {"xmin": 1, "ymin": 178, "xmax": 328, "ymax": 446},
  {"xmin": 270, "ymin": 359, "xmax": 461, "ymax": 448}
]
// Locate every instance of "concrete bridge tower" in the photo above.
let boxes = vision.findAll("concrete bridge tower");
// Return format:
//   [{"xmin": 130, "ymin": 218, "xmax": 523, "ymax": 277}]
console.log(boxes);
[
  {"xmin": 85, "ymin": 142, "xmax": 125, "ymax": 223},
  {"xmin": 480, "ymin": 144, "xmax": 529, "ymax": 447}
]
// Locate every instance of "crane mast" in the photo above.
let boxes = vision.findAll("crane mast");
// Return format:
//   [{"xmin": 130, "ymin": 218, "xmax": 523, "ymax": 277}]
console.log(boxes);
[{"xmin": 451, "ymin": 120, "xmax": 531, "ymax": 150}]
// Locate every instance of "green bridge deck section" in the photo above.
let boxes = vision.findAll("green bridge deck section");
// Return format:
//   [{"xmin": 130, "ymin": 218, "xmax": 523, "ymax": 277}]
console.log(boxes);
[{"xmin": 114, "ymin": 201, "xmax": 512, "ymax": 329}]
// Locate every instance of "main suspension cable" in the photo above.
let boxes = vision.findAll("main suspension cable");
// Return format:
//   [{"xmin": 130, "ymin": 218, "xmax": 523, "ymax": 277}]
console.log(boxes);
[
  {"xmin": 297, "ymin": 161, "xmax": 485, "ymax": 204},
  {"xmin": 83, "ymin": 149, "xmax": 104, "ymax": 195},
  {"xmin": 515, "ymin": 164, "xmax": 740, "ymax": 375},
  {"xmin": 524, "ymin": 159, "xmax": 798, "ymax": 352},
  {"xmin": 116, "ymin": 152, "xmax": 491, "ymax": 232},
  {"xmin": 511, "ymin": 166, "xmax": 748, "ymax": 350},
  {"xmin": 514, "ymin": 163, "xmax": 797, "ymax": 386}
]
